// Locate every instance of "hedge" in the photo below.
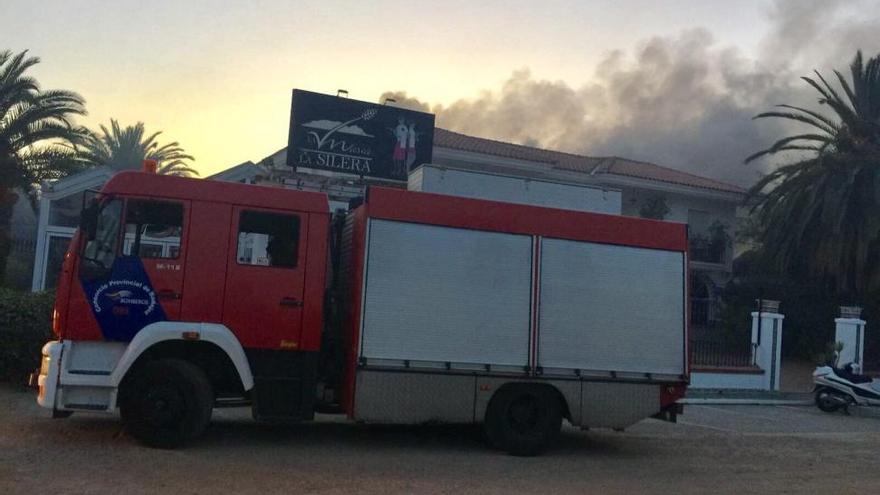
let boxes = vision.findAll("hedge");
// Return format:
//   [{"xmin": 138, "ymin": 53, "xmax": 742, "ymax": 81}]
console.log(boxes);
[{"xmin": 0, "ymin": 288, "xmax": 54, "ymax": 384}]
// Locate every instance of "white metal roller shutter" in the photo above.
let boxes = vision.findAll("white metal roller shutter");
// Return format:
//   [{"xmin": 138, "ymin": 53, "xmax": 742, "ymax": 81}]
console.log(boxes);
[
  {"xmin": 538, "ymin": 238, "xmax": 685, "ymax": 375},
  {"xmin": 361, "ymin": 219, "xmax": 532, "ymax": 366}
]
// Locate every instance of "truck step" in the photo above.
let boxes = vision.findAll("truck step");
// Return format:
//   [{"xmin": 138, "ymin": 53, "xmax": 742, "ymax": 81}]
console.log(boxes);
[{"xmin": 214, "ymin": 398, "xmax": 251, "ymax": 408}]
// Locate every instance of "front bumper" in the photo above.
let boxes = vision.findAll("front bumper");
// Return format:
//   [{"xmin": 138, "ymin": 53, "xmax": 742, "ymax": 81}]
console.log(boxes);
[{"xmin": 36, "ymin": 340, "xmax": 63, "ymax": 410}]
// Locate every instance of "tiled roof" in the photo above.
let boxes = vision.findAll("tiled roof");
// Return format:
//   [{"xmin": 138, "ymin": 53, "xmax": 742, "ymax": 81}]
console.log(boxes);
[{"xmin": 433, "ymin": 128, "xmax": 746, "ymax": 195}]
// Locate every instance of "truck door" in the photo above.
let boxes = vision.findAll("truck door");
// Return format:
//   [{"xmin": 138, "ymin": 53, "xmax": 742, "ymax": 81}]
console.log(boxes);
[
  {"xmin": 223, "ymin": 207, "xmax": 308, "ymax": 350},
  {"xmin": 121, "ymin": 198, "xmax": 188, "ymax": 321},
  {"xmin": 72, "ymin": 197, "xmax": 189, "ymax": 342}
]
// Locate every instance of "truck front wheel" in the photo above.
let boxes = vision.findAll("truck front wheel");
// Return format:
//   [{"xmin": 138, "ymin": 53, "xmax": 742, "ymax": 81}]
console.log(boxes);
[
  {"xmin": 484, "ymin": 385, "xmax": 562, "ymax": 456},
  {"xmin": 119, "ymin": 359, "xmax": 213, "ymax": 448}
]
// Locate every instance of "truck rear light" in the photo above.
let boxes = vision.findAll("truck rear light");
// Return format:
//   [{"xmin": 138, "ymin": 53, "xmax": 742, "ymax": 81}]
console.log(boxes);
[{"xmin": 660, "ymin": 384, "xmax": 686, "ymax": 407}]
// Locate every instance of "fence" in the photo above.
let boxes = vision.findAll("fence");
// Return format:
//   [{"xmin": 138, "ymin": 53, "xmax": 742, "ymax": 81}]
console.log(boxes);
[{"xmin": 689, "ymin": 339, "xmax": 756, "ymax": 368}]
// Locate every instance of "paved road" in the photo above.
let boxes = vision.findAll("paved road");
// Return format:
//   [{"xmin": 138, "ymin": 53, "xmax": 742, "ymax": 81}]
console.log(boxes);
[
  {"xmin": 2, "ymin": 386, "xmax": 880, "ymax": 494},
  {"xmin": 679, "ymin": 401, "xmax": 880, "ymax": 434}
]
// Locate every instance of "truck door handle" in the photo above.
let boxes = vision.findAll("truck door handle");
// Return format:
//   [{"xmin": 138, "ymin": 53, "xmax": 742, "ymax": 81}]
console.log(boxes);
[
  {"xmin": 280, "ymin": 297, "xmax": 303, "ymax": 308},
  {"xmin": 157, "ymin": 290, "xmax": 181, "ymax": 300}
]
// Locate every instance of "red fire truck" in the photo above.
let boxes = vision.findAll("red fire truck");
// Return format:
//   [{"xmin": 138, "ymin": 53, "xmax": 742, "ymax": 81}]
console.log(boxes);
[{"xmin": 34, "ymin": 168, "xmax": 688, "ymax": 455}]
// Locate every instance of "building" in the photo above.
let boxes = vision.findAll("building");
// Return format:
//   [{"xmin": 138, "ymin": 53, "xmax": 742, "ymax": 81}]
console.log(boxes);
[
  {"xmin": 30, "ymin": 167, "xmax": 114, "ymax": 291},
  {"xmin": 29, "ymin": 128, "xmax": 746, "ymax": 332}
]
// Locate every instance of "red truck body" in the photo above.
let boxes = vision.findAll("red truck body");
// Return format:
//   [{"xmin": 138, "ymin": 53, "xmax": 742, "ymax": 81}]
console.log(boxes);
[{"xmin": 37, "ymin": 170, "xmax": 688, "ymax": 454}]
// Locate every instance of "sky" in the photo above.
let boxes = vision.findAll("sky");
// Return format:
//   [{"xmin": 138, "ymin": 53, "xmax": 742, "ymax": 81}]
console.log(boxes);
[{"xmin": 3, "ymin": 0, "xmax": 879, "ymax": 182}]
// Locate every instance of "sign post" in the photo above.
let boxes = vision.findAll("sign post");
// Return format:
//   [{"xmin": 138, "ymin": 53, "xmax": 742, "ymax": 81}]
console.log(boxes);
[{"xmin": 287, "ymin": 89, "xmax": 435, "ymax": 181}]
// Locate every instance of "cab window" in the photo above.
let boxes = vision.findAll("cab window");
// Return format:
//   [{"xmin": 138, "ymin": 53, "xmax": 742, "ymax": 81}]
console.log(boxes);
[
  {"xmin": 236, "ymin": 211, "xmax": 300, "ymax": 268},
  {"xmin": 122, "ymin": 200, "xmax": 184, "ymax": 259}
]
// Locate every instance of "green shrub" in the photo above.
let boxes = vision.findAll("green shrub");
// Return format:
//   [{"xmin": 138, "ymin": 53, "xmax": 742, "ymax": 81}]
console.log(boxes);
[{"xmin": 0, "ymin": 288, "xmax": 54, "ymax": 383}]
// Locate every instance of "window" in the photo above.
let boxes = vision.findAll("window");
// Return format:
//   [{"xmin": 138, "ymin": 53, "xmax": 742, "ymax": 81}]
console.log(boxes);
[
  {"xmin": 138, "ymin": 243, "xmax": 164, "ymax": 258},
  {"xmin": 236, "ymin": 211, "xmax": 300, "ymax": 268},
  {"xmin": 122, "ymin": 200, "xmax": 183, "ymax": 259},
  {"xmin": 690, "ymin": 273, "xmax": 712, "ymax": 327},
  {"xmin": 687, "ymin": 210, "xmax": 728, "ymax": 264},
  {"xmin": 48, "ymin": 191, "xmax": 86, "ymax": 228},
  {"xmin": 80, "ymin": 197, "xmax": 123, "ymax": 280}
]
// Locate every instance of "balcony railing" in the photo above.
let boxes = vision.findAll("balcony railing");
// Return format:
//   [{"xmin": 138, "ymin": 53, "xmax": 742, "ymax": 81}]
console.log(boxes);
[{"xmin": 688, "ymin": 239, "xmax": 726, "ymax": 264}]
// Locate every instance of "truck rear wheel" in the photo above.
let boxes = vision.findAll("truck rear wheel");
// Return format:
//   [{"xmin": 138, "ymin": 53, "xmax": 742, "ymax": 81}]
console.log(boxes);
[
  {"xmin": 484, "ymin": 385, "xmax": 562, "ymax": 456},
  {"xmin": 120, "ymin": 359, "xmax": 213, "ymax": 448}
]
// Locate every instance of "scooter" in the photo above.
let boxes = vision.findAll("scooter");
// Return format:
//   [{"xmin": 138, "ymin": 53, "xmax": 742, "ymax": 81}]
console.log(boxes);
[{"xmin": 813, "ymin": 362, "xmax": 880, "ymax": 413}]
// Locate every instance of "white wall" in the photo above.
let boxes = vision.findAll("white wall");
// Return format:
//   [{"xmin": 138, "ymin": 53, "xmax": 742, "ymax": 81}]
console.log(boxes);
[
  {"xmin": 410, "ymin": 165, "xmax": 622, "ymax": 215},
  {"xmin": 690, "ymin": 371, "xmax": 766, "ymax": 389},
  {"xmin": 620, "ymin": 187, "xmax": 736, "ymax": 229}
]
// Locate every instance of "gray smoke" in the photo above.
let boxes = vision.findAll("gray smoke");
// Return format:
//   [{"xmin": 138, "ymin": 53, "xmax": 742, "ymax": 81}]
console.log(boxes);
[{"xmin": 381, "ymin": 0, "xmax": 880, "ymax": 187}]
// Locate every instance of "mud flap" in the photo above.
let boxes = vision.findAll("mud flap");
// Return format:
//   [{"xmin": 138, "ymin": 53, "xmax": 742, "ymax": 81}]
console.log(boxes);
[
  {"xmin": 652, "ymin": 403, "xmax": 683, "ymax": 423},
  {"xmin": 247, "ymin": 350, "xmax": 318, "ymax": 422}
]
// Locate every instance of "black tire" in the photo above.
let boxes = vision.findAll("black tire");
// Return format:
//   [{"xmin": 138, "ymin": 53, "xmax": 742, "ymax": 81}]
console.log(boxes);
[
  {"xmin": 120, "ymin": 359, "xmax": 213, "ymax": 448},
  {"xmin": 484, "ymin": 384, "xmax": 562, "ymax": 456},
  {"xmin": 815, "ymin": 388, "xmax": 845, "ymax": 413}
]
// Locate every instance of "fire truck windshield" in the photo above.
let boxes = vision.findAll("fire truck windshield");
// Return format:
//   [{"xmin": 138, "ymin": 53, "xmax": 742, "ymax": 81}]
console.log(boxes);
[{"xmin": 80, "ymin": 197, "xmax": 123, "ymax": 279}]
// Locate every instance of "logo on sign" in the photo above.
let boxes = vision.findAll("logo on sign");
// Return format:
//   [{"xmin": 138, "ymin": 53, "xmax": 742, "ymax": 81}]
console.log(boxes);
[
  {"xmin": 297, "ymin": 109, "xmax": 378, "ymax": 175},
  {"xmin": 91, "ymin": 279, "xmax": 158, "ymax": 316}
]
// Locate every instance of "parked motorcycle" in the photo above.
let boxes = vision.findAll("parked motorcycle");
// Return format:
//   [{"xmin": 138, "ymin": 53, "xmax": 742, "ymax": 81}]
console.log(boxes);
[{"xmin": 813, "ymin": 363, "xmax": 880, "ymax": 413}]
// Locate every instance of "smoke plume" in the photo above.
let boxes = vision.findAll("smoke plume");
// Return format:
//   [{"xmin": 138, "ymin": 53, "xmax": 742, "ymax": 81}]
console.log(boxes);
[{"xmin": 381, "ymin": 0, "xmax": 880, "ymax": 187}]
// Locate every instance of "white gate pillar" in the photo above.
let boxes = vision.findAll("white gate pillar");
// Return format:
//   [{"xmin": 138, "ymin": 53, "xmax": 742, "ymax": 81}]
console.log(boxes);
[
  {"xmin": 751, "ymin": 300, "xmax": 784, "ymax": 391},
  {"xmin": 836, "ymin": 306, "xmax": 865, "ymax": 367}
]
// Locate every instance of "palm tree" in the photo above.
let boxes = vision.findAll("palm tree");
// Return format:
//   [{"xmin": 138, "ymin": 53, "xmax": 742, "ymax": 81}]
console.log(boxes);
[
  {"xmin": 746, "ymin": 50, "xmax": 880, "ymax": 298},
  {"xmin": 78, "ymin": 119, "xmax": 198, "ymax": 177},
  {"xmin": 0, "ymin": 49, "xmax": 87, "ymax": 285}
]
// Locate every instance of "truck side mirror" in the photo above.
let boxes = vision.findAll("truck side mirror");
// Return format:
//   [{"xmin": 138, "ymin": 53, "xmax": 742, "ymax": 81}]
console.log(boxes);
[{"xmin": 80, "ymin": 199, "xmax": 101, "ymax": 241}]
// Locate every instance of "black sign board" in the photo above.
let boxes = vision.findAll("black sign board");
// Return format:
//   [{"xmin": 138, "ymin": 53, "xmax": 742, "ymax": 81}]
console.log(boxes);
[{"xmin": 287, "ymin": 89, "xmax": 435, "ymax": 181}]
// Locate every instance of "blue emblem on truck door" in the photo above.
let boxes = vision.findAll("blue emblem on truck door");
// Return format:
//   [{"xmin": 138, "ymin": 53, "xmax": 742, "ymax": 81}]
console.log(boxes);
[{"xmin": 81, "ymin": 256, "xmax": 166, "ymax": 341}]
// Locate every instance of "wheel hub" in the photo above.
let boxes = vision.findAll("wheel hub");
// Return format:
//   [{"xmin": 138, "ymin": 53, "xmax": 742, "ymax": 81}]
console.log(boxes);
[
  {"xmin": 508, "ymin": 395, "xmax": 540, "ymax": 432},
  {"xmin": 144, "ymin": 385, "xmax": 185, "ymax": 425}
]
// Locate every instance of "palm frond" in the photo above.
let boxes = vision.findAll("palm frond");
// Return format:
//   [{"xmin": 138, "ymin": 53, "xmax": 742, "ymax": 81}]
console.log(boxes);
[
  {"xmin": 79, "ymin": 119, "xmax": 198, "ymax": 176},
  {"xmin": 0, "ymin": 49, "xmax": 87, "ymax": 193},
  {"xmin": 751, "ymin": 111, "xmax": 835, "ymax": 135},
  {"xmin": 774, "ymin": 104, "xmax": 839, "ymax": 134}
]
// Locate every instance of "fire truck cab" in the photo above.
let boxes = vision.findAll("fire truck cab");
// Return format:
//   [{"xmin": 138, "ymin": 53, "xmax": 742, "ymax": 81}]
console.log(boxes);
[{"xmin": 39, "ymin": 172, "xmax": 329, "ymax": 438}]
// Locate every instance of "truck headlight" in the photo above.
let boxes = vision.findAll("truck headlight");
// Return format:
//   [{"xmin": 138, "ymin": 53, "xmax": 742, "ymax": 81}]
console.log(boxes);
[{"xmin": 40, "ymin": 356, "xmax": 51, "ymax": 376}]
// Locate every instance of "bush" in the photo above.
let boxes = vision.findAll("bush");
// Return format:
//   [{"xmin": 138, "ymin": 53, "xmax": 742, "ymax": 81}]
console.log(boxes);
[
  {"xmin": 721, "ymin": 251, "xmax": 878, "ymax": 361},
  {"xmin": 717, "ymin": 277, "xmax": 841, "ymax": 360},
  {"xmin": 0, "ymin": 288, "xmax": 54, "ymax": 383}
]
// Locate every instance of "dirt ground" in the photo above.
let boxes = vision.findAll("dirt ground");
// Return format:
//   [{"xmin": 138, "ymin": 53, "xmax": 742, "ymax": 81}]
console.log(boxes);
[{"xmin": 2, "ymin": 385, "xmax": 880, "ymax": 495}]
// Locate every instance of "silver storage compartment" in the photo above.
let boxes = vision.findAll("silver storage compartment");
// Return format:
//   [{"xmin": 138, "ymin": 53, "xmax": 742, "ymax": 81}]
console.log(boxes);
[
  {"xmin": 538, "ymin": 238, "xmax": 685, "ymax": 375},
  {"xmin": 360, "ymin": 219, "xmax": 532, "ymax": 367}
]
